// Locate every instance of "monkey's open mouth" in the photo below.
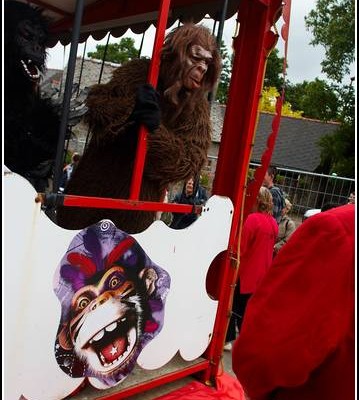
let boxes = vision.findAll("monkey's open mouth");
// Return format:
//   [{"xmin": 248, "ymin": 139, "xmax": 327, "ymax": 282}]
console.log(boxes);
[
  {"xmin": 85, "ymin": 317, "xmax": 137, "ymax": 369},
  {"xmin": 21, "ymin": 59, "xmax": 41, "ymax": 80}
]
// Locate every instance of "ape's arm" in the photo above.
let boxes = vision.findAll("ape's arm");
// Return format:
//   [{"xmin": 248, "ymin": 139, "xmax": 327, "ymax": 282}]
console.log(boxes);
[
  {"xmin": 84, "ymin": 58, "xmax": 211, "ymax": 186},
  {"xmin": 145, "ymin": 104, "xmax": 211, "ymax": 185}
]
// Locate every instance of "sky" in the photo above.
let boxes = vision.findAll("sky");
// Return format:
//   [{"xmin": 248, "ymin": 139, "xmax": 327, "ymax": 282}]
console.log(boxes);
[{"xmin": 45, "ymin": 0, "xmax": 354, "ymax": 85}]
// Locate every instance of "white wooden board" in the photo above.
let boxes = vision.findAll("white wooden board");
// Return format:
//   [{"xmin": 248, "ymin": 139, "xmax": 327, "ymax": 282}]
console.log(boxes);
[{"xmin": 3, "ymin": 172, "xmax": 233, "ymax": 399}]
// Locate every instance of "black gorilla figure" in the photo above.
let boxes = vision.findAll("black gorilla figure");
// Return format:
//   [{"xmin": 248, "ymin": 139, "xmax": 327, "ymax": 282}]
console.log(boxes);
[{"xmin": 4, "ymin": 1, "xmax": 61, "ymax": 191}]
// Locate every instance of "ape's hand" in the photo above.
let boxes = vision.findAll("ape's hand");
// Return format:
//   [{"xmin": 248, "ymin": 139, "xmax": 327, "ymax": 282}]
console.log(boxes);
[{"xmin": 131, "ymin": 84, "xmax": 161, "ymax": 132}]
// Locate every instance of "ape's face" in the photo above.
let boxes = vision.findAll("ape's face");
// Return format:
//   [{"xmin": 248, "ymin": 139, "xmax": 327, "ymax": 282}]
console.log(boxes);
[
  {"xmin": 5, "ymin": 2, "xmax": 48, "ymax": 83},
  {"xmin": 16, "ymin": 19, "xmax": 47, "ymax": 81},
  {"xmin": 183, "ymin": 45, "xmax": 214, "ymax": 91},
  {"xmin": 160, "ymin": 24, "xmax": 221, "ymax": 108}
]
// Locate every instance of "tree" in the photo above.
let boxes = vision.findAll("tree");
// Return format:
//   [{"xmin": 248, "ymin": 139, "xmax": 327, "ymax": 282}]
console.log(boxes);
[
  {"xmin": 317, "ymin": 81, "xmax": 355, "ymax": 177},
  {"xmin": 285, "ymin": 79, "xmax": 339, "ymax": 121},
  {"xmin": 87, "ymin": 37, "xmax": 139, "ymax": 64},
  {"xmin": 305, "ymin": 0, "xmax": 355, "ymax": 83},
  {"xmin": 216, "ymin": 40, "xmax": 232, "ymax": 104},
  {"xmin": 305, "ymin": 0, "xmax": 355, "ymax": 177},
  {"xmin": 259, "ymin": 86, "xmax": 303, "ymax": 118},
  {"xmin": 263, "ymin": 48, "xmax": 285, "ymax": 90},
  {"xmin": 215, "ymin": 44, "xmax": 285, "ymax": 103}
]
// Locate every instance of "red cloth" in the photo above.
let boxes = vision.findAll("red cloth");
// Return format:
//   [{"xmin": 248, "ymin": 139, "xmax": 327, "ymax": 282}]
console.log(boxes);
[
  {"xmin": 232, "ymin": 204, "xmax": 355, "ymax": 400},
  {"xmin": 154, "ymin": 373, "xmax": 245, "ymax": 400},
  {"xmin": 239, "ymin": 212, "xmax": 278, "ymax": 293}
]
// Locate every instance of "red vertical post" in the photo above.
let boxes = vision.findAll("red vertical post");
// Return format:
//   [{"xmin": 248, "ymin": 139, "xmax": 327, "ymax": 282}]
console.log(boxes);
[
  {"xmin": 129, "ymin": 0, "xmax": 171, "ymax": 199},
  {"xmin": 203, "ymin": 0, "xmax": 283, "ymax": 383}
]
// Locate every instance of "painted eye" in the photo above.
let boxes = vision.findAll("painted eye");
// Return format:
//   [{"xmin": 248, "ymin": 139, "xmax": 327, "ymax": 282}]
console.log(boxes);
[
  {"xmin": 109, "ymin": 276, "xmax": 121, "ymax": 289},
  {"xmin": 77, "ymin": 296, "xmax": 90, "ymax": 310}
]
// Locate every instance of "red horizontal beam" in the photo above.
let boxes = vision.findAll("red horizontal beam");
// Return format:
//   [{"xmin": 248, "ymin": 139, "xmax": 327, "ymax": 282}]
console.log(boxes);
[{"xmin": 36, "ymin": 193, "xmax": 203, "ymax": 214}]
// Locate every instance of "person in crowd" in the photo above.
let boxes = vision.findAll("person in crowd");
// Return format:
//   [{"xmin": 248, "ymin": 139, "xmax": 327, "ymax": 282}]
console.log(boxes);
[
  {"xmin": 273, "ymin": 198, "xmax": 296, "ymax": 256},
  {"xmin": 59, "ymin": 152, "xmax": 81, "ymax": 192},
  {"xmin": 169, "ymin": 176, "xmax": 208, "ymax": 230},
  {"xmin": 263, "ymin": 165, "xmax": 285, "ymax": 224},
  {"xmin": 347, "ymin": 191, "xmax": 355, "ymax": 204},
  {"xmin": 232, "ymin": 204, "xmax": 355, "ymax": 400},
  {"xmin": 224, "ymin": 186, "xmax": 278, "ymax": 351}
]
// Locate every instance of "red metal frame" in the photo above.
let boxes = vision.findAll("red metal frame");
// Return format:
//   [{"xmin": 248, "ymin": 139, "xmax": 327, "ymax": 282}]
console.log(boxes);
[
  {"xmin": 39, "ymin": 193, "xmax": 202, "ymax": 214},
  {"xmin": 204, "ymin": 0, "xmax": 283, "ymax": 382},
  {"xmin": 129, "ymin": 0, "xmax": 171, "ymax": 199},
  {"xmin": 94, "ymin": 360, "xmax": 210, "ymax": 399}
]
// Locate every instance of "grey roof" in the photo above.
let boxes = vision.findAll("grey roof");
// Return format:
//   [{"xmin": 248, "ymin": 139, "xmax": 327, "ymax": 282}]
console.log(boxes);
[{"xmin": 211, "ymin": 103, "xmax": 339, "ymax": 173}]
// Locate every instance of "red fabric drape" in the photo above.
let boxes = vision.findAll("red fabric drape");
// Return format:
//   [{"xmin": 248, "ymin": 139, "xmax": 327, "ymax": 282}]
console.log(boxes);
[{"xmin": 154, "ymin": 373, "xmax": 245, "ymax": 400}]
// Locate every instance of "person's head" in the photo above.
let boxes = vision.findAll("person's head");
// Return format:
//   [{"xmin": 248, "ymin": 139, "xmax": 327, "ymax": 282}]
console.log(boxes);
[
  {"xmin": 71, "ymin": 152, "xmax": 81, "ymax": 164},
  {"xmin": 263, "ymin": 166, "xmax": 277, "ymax": 189},
  {"xmin": 348, "ymin": 192, "xmax": 355, "ymax": 204},
  {"xmin": 160, "ymin": 23, "xmax": 221, "ymax": 106},
  {"xmin": 256, "ymin": 186, "xmax": 273, "ymax": 215},
  {"xmin": 281, "ymin": 198, "xmax": 292, "ymax": 216},
  {"xmin": 184, "ymin": 177, "xmax": 195, "ymax": 196}
]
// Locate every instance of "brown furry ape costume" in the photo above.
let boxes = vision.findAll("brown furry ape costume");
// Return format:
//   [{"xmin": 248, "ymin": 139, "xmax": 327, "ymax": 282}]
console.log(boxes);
[{"xmin": 56, "ymin": 24, "xmax": 221, "ymax": 233}]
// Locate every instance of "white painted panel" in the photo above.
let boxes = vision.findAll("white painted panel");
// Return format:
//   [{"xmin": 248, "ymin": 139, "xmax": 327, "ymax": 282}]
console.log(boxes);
[
  {"xmin": 3, "ymin": 172, "xmax": 233, "ymax": 399},
  {"xmin": 135, "ymin": 196, "xmax": 233, "ymax": 368}
]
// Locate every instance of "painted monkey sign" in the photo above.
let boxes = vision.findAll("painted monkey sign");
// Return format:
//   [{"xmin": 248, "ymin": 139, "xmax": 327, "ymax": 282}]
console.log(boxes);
[{"xmin": 54, "ymin": 221, "xmax": 170, "ymax": 389}]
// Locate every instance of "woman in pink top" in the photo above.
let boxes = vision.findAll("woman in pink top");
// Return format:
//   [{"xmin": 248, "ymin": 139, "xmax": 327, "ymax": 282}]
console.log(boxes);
[{"xmin": 225, "ymin": 186, "xmax": 278, "ymax": 349}]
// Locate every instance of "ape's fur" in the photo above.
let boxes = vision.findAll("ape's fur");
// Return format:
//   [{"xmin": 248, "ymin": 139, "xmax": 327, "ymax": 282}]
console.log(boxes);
[
  {"xmin": 56, "ymin": 24, "xmax": 221, "ymax": 233},
  {"xmin": 4, "ymin": 1, "xmax": 61, "ymax": 191}
]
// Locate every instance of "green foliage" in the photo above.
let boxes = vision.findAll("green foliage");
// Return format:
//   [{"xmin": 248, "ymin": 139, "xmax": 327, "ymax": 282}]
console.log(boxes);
[
  {"xmin": 317, "ymin": 79, "xmax": 355, "ymax": 177},
  {"xmin": 336, "ymin": 81, "xmax": 355, "ymax": 124},
  {"xmin": 200, "ymin": 173, "xmax": 210, "ymax": 189},
  {"xmin": 216, "ymin": 40, "xmax": 232, "ymax": 104},
  {"xmin": 305, "ymin": 0, "xmax": 355, "ymax": 83},
  {"xmin": 247, "ymin": 168, "xmax": 255, "ymax": 182},
  {"xmin": 304, "ymin": 0, "xmax": 355, "ymax": 177},
  {"xmin": 318, "ymin": 122, "xmax": 354, "ymax": 177},
  {"xmin": 215, "ymin": 45, "xmax": 285, "ymax": 104},
  {"xmin": 275, "ymin": 174, "xmax": 285, "ymax": 185},
  {"xmin": 64, "ymin": 152, "xmax": 72, "ymax": 165},
  {"xmin": 87, "ymin": 38, "xmax": 139, "ymax": 64},
  {"xmin": 264, "ymin": 48, "xmax": 285, "ymax": 89},
  {"xmin": 285, "ymin": 79, "xmax": 339, "ymax": 121}
]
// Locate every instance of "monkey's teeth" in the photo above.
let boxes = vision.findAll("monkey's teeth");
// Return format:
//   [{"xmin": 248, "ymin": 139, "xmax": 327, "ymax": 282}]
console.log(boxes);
[
  {"xmin": 21, "ymin": 59, "xmax": 40, "ymax": 79},
  {"xmin": 105, "ymin": 322, "xmax": 117, "ymax": 332},
  {"xmin": 91, "ymin": 329, "xmax": 105, "ymax": 343}
]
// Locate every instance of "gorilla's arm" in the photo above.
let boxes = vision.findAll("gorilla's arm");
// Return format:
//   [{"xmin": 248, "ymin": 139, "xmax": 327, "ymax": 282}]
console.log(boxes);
[{"xmin": 145, "ymin": 103, "xmax": 211, "ymax": 185}]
